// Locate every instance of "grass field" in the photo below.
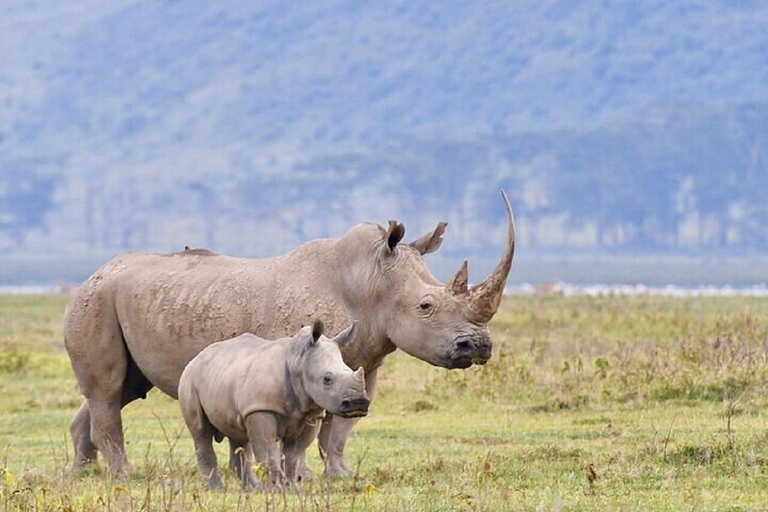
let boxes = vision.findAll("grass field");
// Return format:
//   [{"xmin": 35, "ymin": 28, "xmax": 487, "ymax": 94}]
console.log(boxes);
[{"xmin": 1, "ymin": 294, "xmax": 767, "ymax": 511}]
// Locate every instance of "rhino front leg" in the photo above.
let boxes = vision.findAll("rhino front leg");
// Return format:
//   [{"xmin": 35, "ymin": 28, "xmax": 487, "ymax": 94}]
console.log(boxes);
[
  {"xmin": 319, "ymin": 368, "xmax": 378, "ymax": 478},
  {"xmin": 244, "ymin": 412, "xmax": 284, "ymax": 491},
  {"xmin": 318, "ymin": 414, "xmax": 357, "ymax": 477},
  {"xmin": 70, "ymin": 400, "xmax": 98, "ymax": 471}
]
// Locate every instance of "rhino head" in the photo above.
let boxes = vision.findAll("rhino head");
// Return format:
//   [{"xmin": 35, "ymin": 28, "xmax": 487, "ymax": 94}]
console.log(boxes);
[
  {"xmin": 300, "ymin": 320, "xmax": 370, "ymax": 418},
  {"xmin": 339, "ymin": 191, "xmax": 515, "ymax": 370}
]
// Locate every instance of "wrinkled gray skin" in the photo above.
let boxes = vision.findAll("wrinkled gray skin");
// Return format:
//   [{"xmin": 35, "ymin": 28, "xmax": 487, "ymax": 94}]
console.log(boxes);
[
  {"xmin": 64, "ymin": 192, "xmax": 515, "ymax": 478},
  {"xmin": 178, "ymin": 321, "xmax": 369, "ymax": 490}
]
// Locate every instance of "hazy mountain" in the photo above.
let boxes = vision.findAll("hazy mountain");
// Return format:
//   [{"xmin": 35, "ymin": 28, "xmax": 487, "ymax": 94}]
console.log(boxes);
[{"xmin": 1, "ymin": 0, "xmax": 767, "ymax": 269}]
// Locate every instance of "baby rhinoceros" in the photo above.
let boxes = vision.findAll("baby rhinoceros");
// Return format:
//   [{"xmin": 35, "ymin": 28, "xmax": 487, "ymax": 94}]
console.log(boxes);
[{"xmin": 178, "ymin": 320, "xmax": 369, "ymax": 490}]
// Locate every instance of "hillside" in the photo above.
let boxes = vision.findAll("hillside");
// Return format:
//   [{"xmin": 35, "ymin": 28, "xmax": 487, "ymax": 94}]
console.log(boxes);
[{"xmin": 1, "ymin": 0, "xmax": 767, "ymax": 265}]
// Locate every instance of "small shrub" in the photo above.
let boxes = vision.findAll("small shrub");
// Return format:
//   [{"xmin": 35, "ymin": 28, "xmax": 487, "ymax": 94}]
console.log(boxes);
[
  {"xmin": 0, "ymin": 346, "xmax": 30, "ymax": 374},
  {"xmin": 408, "ymin": 400, "xmax": 437, "ymax": 412}
]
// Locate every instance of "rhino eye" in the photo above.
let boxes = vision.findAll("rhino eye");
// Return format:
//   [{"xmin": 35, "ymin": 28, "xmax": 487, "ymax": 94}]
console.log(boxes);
[
  {"xmin": 417, "ymin": 296, "xmax": 437, "ymax": 317},
  {"xmin": 323, "ymin": 374, "xmax": 333, "ymax": 386}
]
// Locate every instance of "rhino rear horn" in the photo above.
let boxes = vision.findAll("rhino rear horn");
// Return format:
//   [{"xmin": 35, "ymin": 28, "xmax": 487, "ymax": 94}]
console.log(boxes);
[
  {"xmin": 446, "ymin": 260, "xmax": 469, "ymax": 295},
  {"xmin": 468, "ymin": 191, "xmax": 516, "ymax": 323},
  {"xmin": 332, "ymin": 322, "xmax": 357, "ymax": 348},
  {"xmin": 410, "ymin": 221, "xmax": 447, "ymax": 255},
  {"xmin": 311, "ymin": 320, "xmax": 324, "ymax": 344}
]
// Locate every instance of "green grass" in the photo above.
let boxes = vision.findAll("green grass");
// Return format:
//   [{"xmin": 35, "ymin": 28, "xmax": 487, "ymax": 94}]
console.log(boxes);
[{"xmin": 1, "ymin": 294, "xmax": 768, "ymax": 510}]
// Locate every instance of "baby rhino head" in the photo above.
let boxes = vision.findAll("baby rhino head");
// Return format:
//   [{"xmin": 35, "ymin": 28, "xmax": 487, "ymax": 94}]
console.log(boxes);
[{"xmin": 300, "ymin": 320, "xmax": 370, "ymax": 418}]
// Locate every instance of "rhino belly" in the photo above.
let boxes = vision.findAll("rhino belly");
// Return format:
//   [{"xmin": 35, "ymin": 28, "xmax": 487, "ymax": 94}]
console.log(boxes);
[
  {"xmin": 117, "ymin": 306, "xmax": 239, "ymax": 398},
  {"xmin": 123, "ymin": 333, "xmax": 206, "ymax": 398},
  {"xmin": 197, "ymin": 387, "xmax": 249, "ymax": 441}
]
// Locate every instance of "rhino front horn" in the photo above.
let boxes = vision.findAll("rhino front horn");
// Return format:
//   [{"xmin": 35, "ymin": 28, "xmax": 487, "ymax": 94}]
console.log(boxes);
[{"xmin": 468, "ymin": 191, "xmax": 516, "ymax": 323}]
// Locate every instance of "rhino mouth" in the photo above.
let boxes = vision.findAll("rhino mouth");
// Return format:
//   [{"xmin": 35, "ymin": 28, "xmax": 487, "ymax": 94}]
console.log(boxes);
[
  {"xmin": 338, "ymin": 398, "xmax": 370, "ymax": 418},
  {"xmin": 448, "ymin": 355, "xmax": 490, "ymax": 369},
  {"xmin": 339, "ymin": 410, "xmax": 369, "ymax": 419}
]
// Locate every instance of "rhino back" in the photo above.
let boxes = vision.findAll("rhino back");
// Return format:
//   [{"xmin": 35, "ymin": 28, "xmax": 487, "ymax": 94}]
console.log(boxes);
[{"xmin": 72, "ymin": 242, "xmax": 348, "ymax": 398}]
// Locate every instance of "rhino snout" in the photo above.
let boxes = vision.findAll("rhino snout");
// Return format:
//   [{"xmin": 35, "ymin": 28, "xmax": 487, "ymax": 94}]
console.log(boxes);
[
  {"xmin": 339, "ymin": 397, "xmax": 370, "ymax": 418},
  {"xmin": 450, "ymin": 334, "xmax": 492, "ymax": 368}
]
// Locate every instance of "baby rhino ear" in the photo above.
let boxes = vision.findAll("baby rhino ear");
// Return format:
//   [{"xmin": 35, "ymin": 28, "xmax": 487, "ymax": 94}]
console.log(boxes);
[{"xmin": 310, "ymin": 320, "xmax": 324, "ymax": 345}]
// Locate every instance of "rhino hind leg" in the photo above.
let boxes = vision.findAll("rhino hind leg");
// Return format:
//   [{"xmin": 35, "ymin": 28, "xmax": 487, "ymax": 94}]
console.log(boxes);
[
  {"xmin": 178, "ymin": 384, "xmax": 222, "ymax": 489},
  {"xmin": 70, "ymin": 400, "xmax": 98, "ymax": 471},
  {"xmin": 65, "ymin": 306, "xmax": 136, "ymax": 477},
  {"xmin": 228, "ymin": 440, "xmax": 257, "ymax": 489},
  {"xmin": 70, "ymin": 370, "xmax": 153, "ymax": 472},
  {"xmin": 192, "ymin": 424, "xmax": 222, "ymax": 490},
  {"xmin": 67, "ymin": 331, "xmax": 153, "ymax": 476}
]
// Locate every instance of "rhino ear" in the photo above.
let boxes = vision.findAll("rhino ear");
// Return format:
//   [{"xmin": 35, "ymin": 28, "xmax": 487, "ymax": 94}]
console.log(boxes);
[
  {"xmin": 331, "ymin": 322, "xmax": 357, "ymax": 348},
  {"xmin": 409, "ymin": 221, "xmax": 447, "ymax": 255},
  {"xmin": 310, "ymin": 320, "xmax": 324, "ymax": 345},
  {"xmin": 384, "ymin": 220, "xmax": 406, "ymax": 254}
]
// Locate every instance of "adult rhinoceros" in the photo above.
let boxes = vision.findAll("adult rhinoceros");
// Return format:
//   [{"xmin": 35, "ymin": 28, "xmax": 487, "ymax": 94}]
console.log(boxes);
[{"xmin": 64, "ymin": 192, "xmax": 515, "ymax": 478}]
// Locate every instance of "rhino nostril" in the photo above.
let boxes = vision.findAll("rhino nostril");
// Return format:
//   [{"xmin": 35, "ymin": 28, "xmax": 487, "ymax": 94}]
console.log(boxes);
[
  {"xmin": 456, "ymin": 340, "xmax": 472, "ymax": 350},
  {"xmin": 340, "ymin": 399, "xmax": 351, "ymax": 409}
]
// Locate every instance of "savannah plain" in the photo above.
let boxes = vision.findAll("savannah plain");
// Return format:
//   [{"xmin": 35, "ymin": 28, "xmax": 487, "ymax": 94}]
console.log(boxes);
[{"xmin": 0, "ymin": 293, "xmax": 767, "ymax": 511}]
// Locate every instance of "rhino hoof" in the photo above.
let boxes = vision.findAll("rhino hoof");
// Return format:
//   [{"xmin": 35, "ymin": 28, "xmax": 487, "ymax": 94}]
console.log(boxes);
[
  {"xmin": 296, "ymin": 467, "xmax": 314, "ymax": 483},
  {"xmin": 324, "ymin": 463, "xmax": 353, "ymax": 479},
  {"xmin": 71, "ymin": 460, "xmax": 101, "ymax": 478},
  {"xmin": 205, "ymin": 477, "xmax": 223, "ymax": 491},
  {"xmin": 240, "ymin": 475, "xmax": 259, "ymax": 491},
  {"xmin": 258, "ymin": 481, "xmax": 285, "ymax": 493}
]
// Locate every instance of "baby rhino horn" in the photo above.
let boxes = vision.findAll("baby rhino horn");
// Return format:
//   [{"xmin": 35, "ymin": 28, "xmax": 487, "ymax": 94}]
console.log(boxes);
[{"xmin": 353, "ymin": 367, "xmax": 365, "ymax": 382}]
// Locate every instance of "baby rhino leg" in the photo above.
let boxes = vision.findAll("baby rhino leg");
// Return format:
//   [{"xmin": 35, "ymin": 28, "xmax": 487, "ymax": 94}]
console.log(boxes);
[
  {"xmin": 244, "ymin": 412, "xmax": 284, "ymax": 491},
  {"xmin": 179, "ymin": 390, "xmax": 221, "ymax": 489},
  {"xmin": 229, "ymin": 439, "xmax": 258, "ymax": 489},
  {"xmin": 283, "ymin": 418, "xmax": 322, "ymax": 484}
]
